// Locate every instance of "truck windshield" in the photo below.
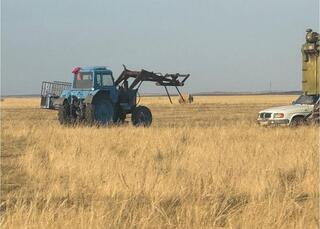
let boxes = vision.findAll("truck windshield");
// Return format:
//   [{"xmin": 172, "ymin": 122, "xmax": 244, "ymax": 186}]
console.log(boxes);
[
  {"xmin": 74, "ymin": 72, "xmax": 93, "ymax": 88},
  {"xmin": 294, "ymin": 95, "xmax": 319, "ymax": 105},
  {"xmin": 95, "ymin": 73, "xmax": 113, "ymax": 87}
]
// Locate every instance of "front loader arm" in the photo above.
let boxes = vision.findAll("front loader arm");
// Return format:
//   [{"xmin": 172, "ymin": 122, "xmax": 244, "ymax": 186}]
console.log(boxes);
[{"xmin": 114, "ymin": 66, "xmax": 190, "ymax": 103}]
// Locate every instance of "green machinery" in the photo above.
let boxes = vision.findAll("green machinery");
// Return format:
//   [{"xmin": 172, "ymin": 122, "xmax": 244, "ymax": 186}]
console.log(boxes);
[
  {"xmin": 302, "ymin": 29, "xmax": 319, "ymax": 95},
  {"xmin": 302, "ymin": 29, "xmax": 320, "ymax": 122}
]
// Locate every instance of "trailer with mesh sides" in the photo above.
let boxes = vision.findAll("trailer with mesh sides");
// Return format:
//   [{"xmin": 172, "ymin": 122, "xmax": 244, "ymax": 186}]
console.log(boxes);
[{"xmin": 40, "ymin": 81, "xmax": 72, "ymax": 109}]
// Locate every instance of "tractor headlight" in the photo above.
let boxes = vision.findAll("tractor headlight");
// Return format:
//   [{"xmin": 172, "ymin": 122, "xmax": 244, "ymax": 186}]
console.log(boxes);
[{"xmin": 273, "ymin": 113, "xmax": 284, "ymax": 118}]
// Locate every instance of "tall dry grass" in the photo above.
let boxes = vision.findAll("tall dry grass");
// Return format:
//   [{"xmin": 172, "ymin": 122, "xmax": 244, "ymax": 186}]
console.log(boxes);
[{"xmin": 1, "ymin": 95, "xmax": 319, "ymax": 228}]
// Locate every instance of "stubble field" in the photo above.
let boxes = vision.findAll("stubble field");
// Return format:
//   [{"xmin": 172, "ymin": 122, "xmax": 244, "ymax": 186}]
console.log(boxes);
[{"xmin": 0, "ymin": 95, "xmax": 319, "ymax": 228}]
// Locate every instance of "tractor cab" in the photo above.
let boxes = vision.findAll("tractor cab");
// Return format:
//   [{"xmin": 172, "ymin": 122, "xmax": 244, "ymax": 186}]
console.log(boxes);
[{"xmin": 72, "ymin": 66, "xmax": 115, "ymax": 90}]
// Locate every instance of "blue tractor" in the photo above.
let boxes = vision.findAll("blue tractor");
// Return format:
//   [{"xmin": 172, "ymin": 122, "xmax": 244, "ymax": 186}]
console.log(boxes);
[{"xmin": 46, "ymin": 65, "xmax": 189, "ymax": 126}]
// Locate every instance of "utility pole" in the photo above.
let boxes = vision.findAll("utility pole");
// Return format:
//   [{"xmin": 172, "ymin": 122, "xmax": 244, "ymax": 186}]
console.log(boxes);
[{"xmin": 269, "ymin": 81, "xmax": 272, "ymax": 92}]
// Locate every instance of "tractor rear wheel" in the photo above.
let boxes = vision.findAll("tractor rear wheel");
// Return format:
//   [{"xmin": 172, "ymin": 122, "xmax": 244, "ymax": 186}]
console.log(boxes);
[
  {"xmin": 131, "ymin": 106, "xmax": 152, "ymax": 127},
  {"xmin": 85, "ymin": 100, "xmax": 114, "ymax": 125},
  {"xmin": 94, "ymin": 100, "xmax": 114, "ymax": 124},
  {"xmin": 58, "ymin": 103, "xmax": 71, "ymax": 125}
]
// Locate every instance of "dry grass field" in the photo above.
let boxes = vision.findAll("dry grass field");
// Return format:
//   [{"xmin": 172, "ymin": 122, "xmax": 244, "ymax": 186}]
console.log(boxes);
[{"xmin": 1, "ymin": 95, "xmax": 319, "ymax": 228}]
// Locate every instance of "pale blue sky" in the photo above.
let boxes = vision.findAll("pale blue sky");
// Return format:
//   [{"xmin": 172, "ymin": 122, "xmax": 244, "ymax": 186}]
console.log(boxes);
[{"xmin": 1, "ymin": 0, "xmax": 319, "ymax": 95}]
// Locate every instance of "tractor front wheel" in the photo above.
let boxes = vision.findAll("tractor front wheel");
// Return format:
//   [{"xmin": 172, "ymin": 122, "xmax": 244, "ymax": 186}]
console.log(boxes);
[{"xmin": 131, "ymin": 106, "xmax": 152, "ymax": 127}]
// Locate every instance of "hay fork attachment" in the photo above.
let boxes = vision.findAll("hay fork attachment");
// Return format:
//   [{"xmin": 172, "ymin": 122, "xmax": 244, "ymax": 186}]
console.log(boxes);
[{"xmin": 114, "ymin": 65, "xmax": 190, "ymax": 103}]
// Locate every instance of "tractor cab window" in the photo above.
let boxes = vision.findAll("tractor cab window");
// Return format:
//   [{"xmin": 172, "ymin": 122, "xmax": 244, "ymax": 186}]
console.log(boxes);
[
  {"xmin": 95, "ymin": 73, "xmax": 114, "ymax": 87},
  {"xmin": 74, "ymin": 72, "xmax": 93, "ymax": 88}
]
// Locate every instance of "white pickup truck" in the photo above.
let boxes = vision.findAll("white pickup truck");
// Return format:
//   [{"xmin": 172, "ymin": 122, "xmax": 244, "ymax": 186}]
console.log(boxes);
[{"xmin": 257, "ymin": 95, "xmax": 319, "ymax": 126}]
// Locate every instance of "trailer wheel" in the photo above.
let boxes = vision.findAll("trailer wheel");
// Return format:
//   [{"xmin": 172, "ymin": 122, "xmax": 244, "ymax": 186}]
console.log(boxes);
[
  {"xmin": 58, "ymin": 102, "xmax": 71, "ymax": 125},
  {"xmin": 290, "ymin": 116, "xmax": 305, "ymax": 126},
  {"xmin": 131, "ymin": 106, "xmax": 152, "ymax": 127}
]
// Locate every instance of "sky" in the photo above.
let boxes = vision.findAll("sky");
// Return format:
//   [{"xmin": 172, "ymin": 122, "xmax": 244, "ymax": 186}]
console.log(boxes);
[{"xmin": 1, "ymin": 0, "xmax": 319, "ymax": 95}]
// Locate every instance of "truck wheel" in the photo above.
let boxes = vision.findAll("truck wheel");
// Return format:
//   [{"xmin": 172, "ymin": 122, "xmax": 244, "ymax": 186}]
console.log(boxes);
[
  {"xmin": 290, "ymin": 116, "xmax": 305, "ymax": 126},
  {"xmin": 131, "ymin": 106, "xmax": 152, "ymax": 127},
  {"xmin": 58, "ymin": 103, "xmax": 71, "ymax": 125}
]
